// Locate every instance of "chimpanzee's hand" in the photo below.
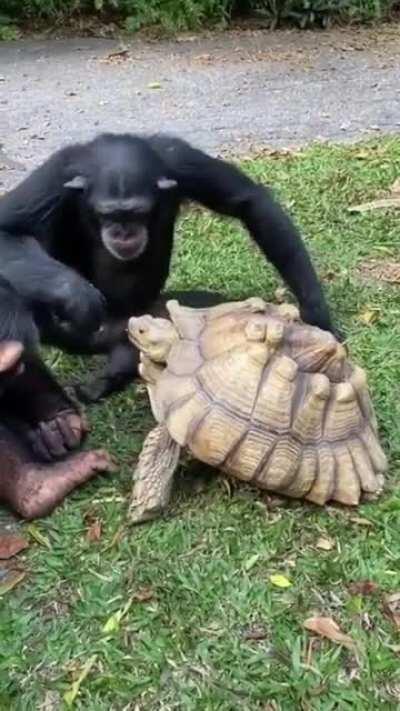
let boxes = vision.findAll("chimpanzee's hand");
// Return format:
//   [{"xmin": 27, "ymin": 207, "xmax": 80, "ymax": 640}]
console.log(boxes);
[
  {"xmin": 300, "ymin": 302, "xmax": 344, "ymax": 342},
  {"xmin": 53, "ymin": 272, "xmax": 106, "ymax": 335}
]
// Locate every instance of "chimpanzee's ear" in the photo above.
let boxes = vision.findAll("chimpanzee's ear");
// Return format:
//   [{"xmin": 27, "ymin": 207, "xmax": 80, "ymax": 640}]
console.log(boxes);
[
  {"xmin": 63, "ymin": 175, "xmax": 87, "ymax": 190},
  {"xmin": 157, "ymin": 177, "xmax": 178, "ymax": 190}
]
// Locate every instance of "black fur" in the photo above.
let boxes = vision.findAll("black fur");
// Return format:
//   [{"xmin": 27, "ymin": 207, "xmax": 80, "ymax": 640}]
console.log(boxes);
[{"xmin": 0, "ymin": 133, "xmax": 334, "ymax": 401}]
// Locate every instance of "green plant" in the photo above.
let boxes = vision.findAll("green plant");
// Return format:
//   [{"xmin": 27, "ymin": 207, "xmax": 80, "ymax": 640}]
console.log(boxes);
[
  {"xmin": 0, "ymin": 12, "xmax": 19, "ymax": 39},
  {"xmin": 123, "ymin": 0, "xmax": 232, "ymax": 33},
  {"xmin": 253, "ymin": 0, "xmax": 398, "ymax": 25}
]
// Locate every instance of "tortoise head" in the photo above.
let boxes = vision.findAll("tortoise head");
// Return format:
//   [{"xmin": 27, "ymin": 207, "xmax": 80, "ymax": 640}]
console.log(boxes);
[{"xmin": 128, "ymin": 315, "xmax": 179, "ymax": 363}]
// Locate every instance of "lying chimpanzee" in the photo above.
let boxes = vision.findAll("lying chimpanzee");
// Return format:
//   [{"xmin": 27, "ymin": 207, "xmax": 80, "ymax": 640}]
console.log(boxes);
[
  {"xmin": 0, "ymin": 276, "xmax": 114, "ymax": 520},
  {"xmin": 0, "ymin": 133, "xmax": 335, "ymax": 403}
]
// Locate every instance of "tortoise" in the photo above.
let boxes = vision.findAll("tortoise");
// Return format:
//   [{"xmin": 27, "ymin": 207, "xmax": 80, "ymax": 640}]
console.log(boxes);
[{"xmin": 127, "ymin": 297, "xmax": 387, "ymax": 523}]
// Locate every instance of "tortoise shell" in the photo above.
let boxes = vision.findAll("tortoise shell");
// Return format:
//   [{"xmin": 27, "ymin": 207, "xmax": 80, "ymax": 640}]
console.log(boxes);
[{"xmin": 139, "ymin": 298, "xmax": 387, "ymax": 506}]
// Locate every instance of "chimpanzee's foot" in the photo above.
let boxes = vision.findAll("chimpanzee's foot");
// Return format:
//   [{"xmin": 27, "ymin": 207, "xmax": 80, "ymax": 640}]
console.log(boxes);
[
  {"xmin": 5, "ymin": 449, "xmax": 116, "ymax": 520},
  {"xmin": 26, "ymin": 410, "xmax": 89, "ymax": 462},
  {"xmin": 74, "ymin": 376, "xmax": 116, "ymax": 404}
]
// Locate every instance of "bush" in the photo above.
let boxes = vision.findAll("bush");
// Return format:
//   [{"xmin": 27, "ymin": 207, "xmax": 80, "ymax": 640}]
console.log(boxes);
[
  {"xmin": 0, "ymin": 0, "xmax": 398, "ymax": 33},
  {"xmin": 122, "ymin": 0, "xmax": 233, "ymax": 32}
]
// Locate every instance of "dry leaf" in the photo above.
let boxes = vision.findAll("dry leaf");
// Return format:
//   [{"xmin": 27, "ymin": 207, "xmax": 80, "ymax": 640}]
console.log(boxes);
[
  {"xmin": 242, "ymin": 623, "xmax": 268, "ymax": 641},
  {"xmin": 350, "ymin": 516, "xmax": 374, "ymax": 527},
  {"xmin": 383, "ymin": 592, "xmax": 400, "ymax": 631},
  {"xmin": 27, "ymin": 523, "xmax": 51, "ymax": 549},
  {"xmin": 244, "ymin": 553, "xmax": 261, "ymax": 571},
  {"xmin": 358, "ymin": 308, "xmax": 380, "ymax": 326},
  {"xmin": 349, "ymin": 198, "xmax": 400, "ymax": 213},
  {"xmin": 64, "ymin": 655, "xmax": 97, "ymax": 707},
  {"xmin": 360, "ymin": 612, "xmax": 375, "ymax": 631},
  {"xmin": 86, "ymin": 519, "xmax": 102, "ymax": 542},
  {"xmin": 315, "ymin": 536, "xmax": 335, "ymax": 551},
  {"xmin": 0, "ymin": 534, "xmax": 29, "ymax": 560},
  {"xmin": 390, "ymin": 178, "xmax": 400, "ymax": 196},
  {"xmin": 269, "ymin": 574, "xmax": 292, "ymax": 588},
  {"xmin": 348, "ymin": 581, "xmax": 379, "ymax": 596},
  {"xmin": 103, "ymin": 597, "xmax": 135, "ymax": 634},
  {"xmin": 303, "ymin": 616, "xmax": 355, "ymax": 649},
  {"xmin": 102, "ymin": 49, "xmax": 130, "ymax": 63},
  {"xmin": 132, "ymin": 587, "xmax": 155, "ymax": 602},
  {"xmin": 349, "ymin": 176, "xmax": 400, "ymax": 214},
  {"xmin": 0, "ymin": 568, "xmax": 26, "ymax": 596}
]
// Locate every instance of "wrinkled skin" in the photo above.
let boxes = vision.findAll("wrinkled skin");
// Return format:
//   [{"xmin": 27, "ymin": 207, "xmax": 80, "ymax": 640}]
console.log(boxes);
[{"xmin": 0, "ymin": 340, "xmax": 115, "ymax": 520}]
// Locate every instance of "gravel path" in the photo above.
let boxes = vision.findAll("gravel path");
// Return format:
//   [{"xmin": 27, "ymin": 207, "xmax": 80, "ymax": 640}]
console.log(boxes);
[{"xmin": 0, "ymin": 25, "xmax": 399, "ymax": 188}]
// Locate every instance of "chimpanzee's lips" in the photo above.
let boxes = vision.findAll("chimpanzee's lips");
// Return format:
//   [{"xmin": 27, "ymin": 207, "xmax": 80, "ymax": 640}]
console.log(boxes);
[{"xmin": 112, "ymin": 235, "xmax": 147, "ymax": 259}]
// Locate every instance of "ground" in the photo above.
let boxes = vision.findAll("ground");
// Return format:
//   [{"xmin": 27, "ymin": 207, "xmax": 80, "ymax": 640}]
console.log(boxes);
[
  {"xmin": 0, "ymin": 26, "xmax": 400, "ymax": 711},
  {"xmin": 0, "ymin": 24, "xmax": 400, "ymax": 189}
]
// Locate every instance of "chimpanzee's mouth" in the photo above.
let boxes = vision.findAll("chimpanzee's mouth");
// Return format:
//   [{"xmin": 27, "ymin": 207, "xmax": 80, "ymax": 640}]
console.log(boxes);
[
  {"xmin": 102, "ymin": 226, "xmax": 148, "ymax": 261},
  {"xmin": 112, "ymin": 235, "xmax": 147, "ymax": 258}
]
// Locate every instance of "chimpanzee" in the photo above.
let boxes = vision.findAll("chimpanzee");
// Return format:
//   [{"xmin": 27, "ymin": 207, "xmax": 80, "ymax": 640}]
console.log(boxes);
[
  {"xmin": 0, "ymin": 132, "xmax": 335, "ymax": 403},
  {"xmin": 0, "ymin": 276, "xmax": 114, "ymax": 520}
]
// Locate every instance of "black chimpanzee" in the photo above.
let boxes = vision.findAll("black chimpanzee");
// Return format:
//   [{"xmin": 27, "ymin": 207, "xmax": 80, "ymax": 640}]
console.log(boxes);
[
  {"xmin": 0, "ymin": 133, "xmax": 335, "ymax": 403},
  {"xmin": 0, "ymin": 275, "xmax": 114, "ymax": 520}
]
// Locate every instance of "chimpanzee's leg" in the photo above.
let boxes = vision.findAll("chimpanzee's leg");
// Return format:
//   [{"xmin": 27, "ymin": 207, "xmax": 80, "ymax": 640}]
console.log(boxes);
[
  {"xmin": 0, "ymin": 423, "xmax": 115, "ymax": 520},
  {"xmin": 0, "ymin": 352, "xmax": 88, "ymax": 461}
]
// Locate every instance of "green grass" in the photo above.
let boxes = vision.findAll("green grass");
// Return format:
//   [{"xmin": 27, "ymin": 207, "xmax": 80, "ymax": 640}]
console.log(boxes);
[{"xmin": 1, "ymin": 137, "xmax": 400, "ymax": 709}]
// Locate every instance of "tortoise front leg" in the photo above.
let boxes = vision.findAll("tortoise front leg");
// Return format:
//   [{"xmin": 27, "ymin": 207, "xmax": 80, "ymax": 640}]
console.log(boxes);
[{"xmin": 128, "ymin": 423, "xmax": 181, "ymax": 524}]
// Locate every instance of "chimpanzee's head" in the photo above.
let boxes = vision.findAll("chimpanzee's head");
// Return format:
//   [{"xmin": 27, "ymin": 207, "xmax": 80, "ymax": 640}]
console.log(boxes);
[{"xmin": 64, "ymin": 134, "xmax": 177, "ymax": 262}]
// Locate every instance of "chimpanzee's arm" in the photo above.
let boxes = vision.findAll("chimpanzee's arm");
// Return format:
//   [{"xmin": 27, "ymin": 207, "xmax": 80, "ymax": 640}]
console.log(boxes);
[
  {"xmin": 0, "ymin": 144, "xmax": 85, "ymax": 234},
  {"xmin": 150, "ymin": 135, "xmax": 334, "ymax": 333},
  {"xmin": 0, "ymin": 275, "xmax": 39, "ymax": 349},
  {"xmin": 0, "ymin": 231, "xmax": 105, "ymax": 336}
]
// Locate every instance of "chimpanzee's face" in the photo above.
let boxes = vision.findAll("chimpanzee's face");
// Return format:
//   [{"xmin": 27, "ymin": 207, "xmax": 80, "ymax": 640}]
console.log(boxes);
[
  {"xmin": 64, "ymin": 173, "xmax": 177, "ymax": 262},
  {"xmin": 95, "ymin": 195, "xmax": 154, "ymax": 262}
]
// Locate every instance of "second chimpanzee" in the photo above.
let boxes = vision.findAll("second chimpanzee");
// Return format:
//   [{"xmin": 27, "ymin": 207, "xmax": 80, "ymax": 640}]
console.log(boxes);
[
  {"xmin": 0, "ymin": 276, "xmax": 114, "ymax": 519},
  {"xmin": 0, "ymin": 133, "xmax": 335, "ymax": 402}
]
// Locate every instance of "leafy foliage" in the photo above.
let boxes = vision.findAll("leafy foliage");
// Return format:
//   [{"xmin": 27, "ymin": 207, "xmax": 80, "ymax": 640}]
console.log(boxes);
[{"xmin": 0, "ymin": 0, "xmax": 397, "ymax": 33}]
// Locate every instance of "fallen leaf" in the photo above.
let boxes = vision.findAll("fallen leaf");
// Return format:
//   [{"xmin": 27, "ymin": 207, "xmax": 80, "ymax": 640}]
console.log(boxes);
[
  {"xmin": 358, "ymin": 308, "xmax": 380, "ymax": 326},
  {"xmin": 303, "ymin": 616, "xmax": 355, "ymax": 649},
  {"xmin": 315, "ymin": 536, "xmax": 335, "ymax": 551},
  {"xmin": 390, "ymin": 178, "xmax": 400, "ymax": 196},
  {"xmin": 354, "ymin": 149, "xmax": 372, "ymax": 160},
  {"xmin": 270, "ymin": 574, "xmax": 292, "ymax": 588},
  {"xmin": 102, "ymin": 49, "xmax": 130, "ymax": 63},
  {"xmin": 244, "ymin": 553, "xmax": 261, "ymax": 571},
  {"xmin": 27, "ymin": 523, "xmax": 51, "ymax": 549},
  {"xmin": 0, "ymin": 568, "xmax": 26, "ymax": 596},
  {"xmin": 242, "ymin": 623, "xmax": 268, "ymax": 641},
  {"xmin": 102, "ymin": 597, "xmax": 134, "ymax": 634},
  {"xmin": 360, "ymin": 612, "xmax": 375, "ymax": 631},
  {"xmin": 348, "ymin": 581, "xmax": 379, "ymax": 596},
  {"xmin": 86, "ymin": 519, "xmax": 102, "ymax": 543},
  {"xmin": 132, "ymin": 587, "xmax": 155, "ymax": 602},
  {"xmin": 383, "ymin": 592, "xmax": 400, "ymax": 631},
  {"xmin": 350, "ymin": 516, "xmax": 374, "ymax": 527},
  {"xmin": 64, "ymin": 655, "xmax": 97, "ymax": 707},
  {"xmin": 147, "ymin": 82, "xmax": 162, "ymax": 89},
  {"xmin": 0, "ymin": 534, "xmax": 29, "ymax": 560},
  {"xmin": 349, "ymin": 178, "xmax": 400, "ymax": 213},
  {"xmin": 349, "ymin": 198, "xmax": 400, "ymax": 213},
  {"xmin": 102, "ymin": 610, "xmax": 122, "ymax": 634}
]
